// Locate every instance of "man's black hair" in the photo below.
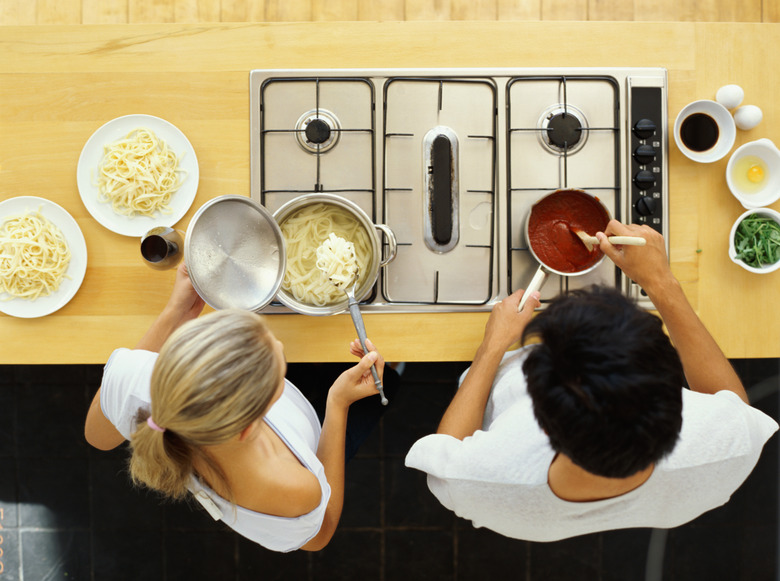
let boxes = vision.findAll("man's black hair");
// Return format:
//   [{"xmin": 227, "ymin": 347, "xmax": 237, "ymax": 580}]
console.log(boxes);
[{"xmin": 521, "ymin": 286, "xmax": 684, "ymax": 478}]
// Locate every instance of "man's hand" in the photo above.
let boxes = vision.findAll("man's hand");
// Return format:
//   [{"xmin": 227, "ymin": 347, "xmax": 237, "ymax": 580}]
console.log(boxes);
[
  {"xmin": 436, "ymin": 288, "xmax": 540, "ymax": 439},
  {"xmin": 483, "ymin": 288, "xmax": 541, "ymax": 354},
  {"xmin": 596, "ymin": 220, "xmax": 675, "ymax": 295},
  {"xmin": 598, "ymin": 219, "xmax": 747, "ymax": 403}
]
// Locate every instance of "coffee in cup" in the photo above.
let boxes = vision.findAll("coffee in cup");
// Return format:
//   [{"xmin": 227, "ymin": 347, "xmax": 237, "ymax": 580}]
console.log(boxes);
[{"xmin": 674, "ymin": 100, "xmax": 736, "ymax": 163}]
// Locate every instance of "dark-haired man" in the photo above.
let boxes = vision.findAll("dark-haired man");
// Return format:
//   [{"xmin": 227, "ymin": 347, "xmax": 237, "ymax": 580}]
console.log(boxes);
[{"xmin": 405, "ymin": 220, "xmax": 777, "ymax": 541}]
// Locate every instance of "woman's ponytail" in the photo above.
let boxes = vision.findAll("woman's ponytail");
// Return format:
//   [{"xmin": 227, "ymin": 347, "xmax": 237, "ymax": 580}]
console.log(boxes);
[
  {"xmin": 129, "ymin": 409, "xmax": 195, "ymax": 499},
  {"xmin": 127, "ymin": 309, "xmax": 282, "ymax": 501}
]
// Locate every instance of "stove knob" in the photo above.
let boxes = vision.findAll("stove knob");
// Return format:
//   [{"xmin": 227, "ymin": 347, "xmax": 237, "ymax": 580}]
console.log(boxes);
[
  {"xmin": 633, "ymin": 170, "xmax": 656, "ymax": 190},
  {"xmin": 633, "ymin": 118, "xmax": 657, "ymax": 139},
  {"xmin": 635, "ymin": 196, "xmax": 657, "ymax": 216},
  {"xmin": 633, "ymin": 144, "xmax": 656, "ymax": 165}
]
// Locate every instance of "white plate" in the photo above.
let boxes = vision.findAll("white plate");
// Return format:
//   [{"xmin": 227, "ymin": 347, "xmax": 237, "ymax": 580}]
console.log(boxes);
[
  {"xmin": 0, "ymin": 196, "xmax": 88, "ymax": 318},
  {"xmin": 76, "ymin": 114, "xmax": 199, "ymax": 237}
]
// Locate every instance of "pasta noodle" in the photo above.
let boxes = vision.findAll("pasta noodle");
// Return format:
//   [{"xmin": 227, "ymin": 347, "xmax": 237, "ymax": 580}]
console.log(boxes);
[
  {"xmin": 96, "ymin": 128, "xmax": 184, "ymax": 217},
  {"xmin": 316, "ymin": 233, "xmax": 358, "ymax": 288},
  {"xmin": 0, "ymin": 210, "xmax": 71, "ymax": 300},
  {"xmin": 280, "ymin": 203, "xmax": 371, "ymax": 306}
]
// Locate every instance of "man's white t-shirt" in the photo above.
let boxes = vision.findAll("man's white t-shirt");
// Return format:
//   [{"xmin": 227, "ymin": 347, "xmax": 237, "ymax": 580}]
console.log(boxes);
[
  {"xmin": 405, "ymin": 348, "xmax": 778, "ymax": 542},
  {"xmin": 100, "ymin": 348, "xmax": 331, "ymax": 552}
]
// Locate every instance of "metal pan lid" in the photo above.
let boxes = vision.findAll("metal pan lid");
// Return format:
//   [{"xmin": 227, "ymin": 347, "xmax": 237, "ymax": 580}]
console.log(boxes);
[{"xmin": 184, "ymin": 195, "xmax": 285, "ymax": 311}]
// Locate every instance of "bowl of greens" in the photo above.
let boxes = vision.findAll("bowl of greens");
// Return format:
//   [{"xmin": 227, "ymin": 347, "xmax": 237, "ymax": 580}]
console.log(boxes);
[{"xmin": 729, "ymin": 208, "xmax": 780, "ymax": 273}]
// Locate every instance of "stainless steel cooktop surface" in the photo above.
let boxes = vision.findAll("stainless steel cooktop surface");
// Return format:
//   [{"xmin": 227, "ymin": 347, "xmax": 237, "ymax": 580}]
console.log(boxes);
[{"xmin": 249, "ymin": 68, "xmax": 669, "ymax": 312}]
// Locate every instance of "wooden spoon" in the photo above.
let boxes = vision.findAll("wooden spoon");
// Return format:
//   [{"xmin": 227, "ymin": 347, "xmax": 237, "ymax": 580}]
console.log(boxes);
[{"xmin": 572, "ymin": 229, "xmax": 647, "ymax": 252}]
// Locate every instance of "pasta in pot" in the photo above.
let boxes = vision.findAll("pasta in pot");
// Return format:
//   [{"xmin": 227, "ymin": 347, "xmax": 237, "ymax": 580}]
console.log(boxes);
[
  {"xmin": 0, "ymin": 210, "xmax": 71, "ymax": 300},
  {"xmin": 96, "ymin": 128, "xmax": 184, "ymax": 217},
  {"xmin": 316, "ymin": 233, "xmax": 358, "ymax": 288},
  {"xmin": 280, "ymin": 203, "xmax": 371, "ymax": 306}
]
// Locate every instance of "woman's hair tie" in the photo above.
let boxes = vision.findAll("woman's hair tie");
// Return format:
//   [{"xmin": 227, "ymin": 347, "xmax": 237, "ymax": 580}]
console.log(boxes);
[{"xmin": 146, "ymin": 416, "xmax": 166, "ymax": 433}]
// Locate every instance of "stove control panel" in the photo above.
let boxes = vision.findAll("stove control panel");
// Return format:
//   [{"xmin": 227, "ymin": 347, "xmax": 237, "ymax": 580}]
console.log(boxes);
[{"xmin": 628, "ymin": 82, "xmax": 667, "ymax": 237}]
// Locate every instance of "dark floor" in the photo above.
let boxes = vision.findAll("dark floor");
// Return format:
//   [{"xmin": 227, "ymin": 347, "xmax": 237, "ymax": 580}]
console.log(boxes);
[{"xmin": 0, "ymin": 358, "xmax": 778, "ymax": 581}]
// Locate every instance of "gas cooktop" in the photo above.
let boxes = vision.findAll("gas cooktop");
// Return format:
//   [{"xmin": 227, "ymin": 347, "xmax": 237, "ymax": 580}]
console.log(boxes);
[{"xmin": 249, "ymin": 68, "xmax": 668, "ymax": 312}]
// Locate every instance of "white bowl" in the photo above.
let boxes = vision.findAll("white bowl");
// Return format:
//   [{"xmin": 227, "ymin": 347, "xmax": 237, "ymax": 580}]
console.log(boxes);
[
  {"xmin": 673, "ymin": 100, "xmax": 736, "ymax": 163},
  {"xmin": 728, "ymin": 208, "xmax": 780, "ymax": 274},
  {"xmin": 726, "ymin": 138, "xmax": 780, "ymax": 209}
]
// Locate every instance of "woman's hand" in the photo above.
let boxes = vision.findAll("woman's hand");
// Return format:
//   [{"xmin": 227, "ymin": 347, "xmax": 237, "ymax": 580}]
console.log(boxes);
[
  {"xmin": 306, "ymin": 340, "xmax": 386, "ymax": 551},
  {"xmin": 135, "ymin": 261, "xmax": 206, "ymax": 352},
  {"xmin": 329, "ymin": 338, "xmax": 386, "ymax": 408},
  {"xmin": 164, "ymin": 261, "xmax": 206, "ymax": 323}
]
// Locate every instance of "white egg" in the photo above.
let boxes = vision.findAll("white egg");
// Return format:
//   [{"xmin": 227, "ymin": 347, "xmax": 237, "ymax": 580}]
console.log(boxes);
[
  {"xmin": 715, "ymin": 84, "xmax": 744, "ymax": 109},
  {"xmin": 734, "ymin": 105, "xmax": 763, "ymax": 130}
]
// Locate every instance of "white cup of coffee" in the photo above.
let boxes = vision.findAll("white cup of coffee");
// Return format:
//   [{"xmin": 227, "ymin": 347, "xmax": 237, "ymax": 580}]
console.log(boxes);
[{"xmin": 674, "ymin": 100, "xmax": 736, "ymax": 163}]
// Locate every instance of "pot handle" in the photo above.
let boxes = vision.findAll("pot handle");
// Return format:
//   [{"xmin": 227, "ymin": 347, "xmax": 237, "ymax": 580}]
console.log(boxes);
[
  {"xmin": 375, "ymin": 224, "xmax": 397, "ymax": 267},
  {"xmin": 517, "ymin": 265, "xmax": 548, "ymax": 312}
]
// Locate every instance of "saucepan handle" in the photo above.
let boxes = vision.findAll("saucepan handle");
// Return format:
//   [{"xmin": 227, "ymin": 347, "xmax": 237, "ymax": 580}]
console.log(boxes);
[
  {"xmin": 375, "ymin": 224, "xmax": 397, "ymax": 267},
  {"xmin": 517, "ymin": 265, "xmax": 548, "ymax": 312}
]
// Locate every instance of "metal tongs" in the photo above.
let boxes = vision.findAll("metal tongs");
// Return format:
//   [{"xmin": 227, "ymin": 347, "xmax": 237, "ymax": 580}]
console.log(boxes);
[{"xmin": 328, "ymin": 262, "xmax": 389, "ymax": 406}]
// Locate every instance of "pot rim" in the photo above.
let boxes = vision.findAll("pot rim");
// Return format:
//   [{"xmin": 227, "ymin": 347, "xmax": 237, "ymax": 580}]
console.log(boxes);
[{"xmin": 524, "ymin": 188, "xmax": 610, "ymax": 278}]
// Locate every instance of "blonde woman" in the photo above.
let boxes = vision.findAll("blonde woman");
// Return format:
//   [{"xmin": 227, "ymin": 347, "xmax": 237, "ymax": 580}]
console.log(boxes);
[{"xmin": 84, "ymin": 263, "xmax": 388, "ymax": 552}]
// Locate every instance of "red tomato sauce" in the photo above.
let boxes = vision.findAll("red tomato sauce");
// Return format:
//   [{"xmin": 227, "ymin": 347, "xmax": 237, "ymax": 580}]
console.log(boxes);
[{"xmin": 527, "ymin": 190, "xmax": 610, "ymax": 273}]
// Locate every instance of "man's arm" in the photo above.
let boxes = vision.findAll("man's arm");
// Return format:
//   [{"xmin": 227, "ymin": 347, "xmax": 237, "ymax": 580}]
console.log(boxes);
[
  {"xmin": 597, "ymin": 221, "xmax": 748, "ymax": 403},
  {"xmin": 436, "ymin": 288, "xmax": 540, "ymax": 439}
]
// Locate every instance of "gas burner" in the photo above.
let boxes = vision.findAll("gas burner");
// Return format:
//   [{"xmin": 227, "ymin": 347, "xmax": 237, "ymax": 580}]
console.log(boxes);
[
  {"xmin": 295, "ymin": 109, "xmax": 341, "ymax": 153},
  {"xmin": 537, "ymin": 104, "xmax": 589, "ymax": 155}
]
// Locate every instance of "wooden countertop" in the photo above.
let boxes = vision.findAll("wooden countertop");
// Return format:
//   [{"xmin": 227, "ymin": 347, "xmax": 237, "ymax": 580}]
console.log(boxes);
[{"xmin": 1, "ymin": 21, "xmax": 779, "ymax": 363}]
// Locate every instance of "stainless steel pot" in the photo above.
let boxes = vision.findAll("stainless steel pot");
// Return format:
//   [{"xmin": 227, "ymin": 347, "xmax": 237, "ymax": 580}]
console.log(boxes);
[
  {"xmin": 518, "ymin": 189, "xmax": 609, "ymax": 311},
  {"xmin": 272, "ymin": 193, "xmax": 397, "ymax": 316}
]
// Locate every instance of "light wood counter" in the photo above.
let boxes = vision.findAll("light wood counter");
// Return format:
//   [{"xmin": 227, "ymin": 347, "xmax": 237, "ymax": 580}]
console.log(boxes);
[{"xmin": 1, "ymin": 21, "xmax": 779, "ymax": 363}]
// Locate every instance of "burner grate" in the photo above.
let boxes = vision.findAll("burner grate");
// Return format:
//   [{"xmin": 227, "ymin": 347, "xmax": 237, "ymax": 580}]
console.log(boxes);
[
  {"xmin": 258, "ymin": 77, "xmax": 377, "ymax": 217},
  {"xmin": 506, "ymin": 76, "xmax": 622, "ymax": 300},
  {"xmin": 381, "ymin": 77, "xmax": 497, "ymax": 305}
]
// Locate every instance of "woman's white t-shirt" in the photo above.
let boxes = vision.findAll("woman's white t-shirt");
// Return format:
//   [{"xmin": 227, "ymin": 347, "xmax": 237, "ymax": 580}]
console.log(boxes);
[{"xmin": 100, "ymin": 347, "xmax": 331, "ymax": 552}]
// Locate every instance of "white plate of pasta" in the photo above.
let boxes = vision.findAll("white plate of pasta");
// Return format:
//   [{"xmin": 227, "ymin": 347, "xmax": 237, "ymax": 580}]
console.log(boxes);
[
  {"xmin": 0, "ymin": 196, "xmax": 88, "ymax": 318},
  {"xmin": 76, "ymin": 114, "xmax": 199, "ymax": 237}
]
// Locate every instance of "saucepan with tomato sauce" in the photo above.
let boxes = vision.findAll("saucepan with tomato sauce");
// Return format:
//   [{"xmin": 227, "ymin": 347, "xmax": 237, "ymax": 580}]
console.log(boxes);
[{"xmin": 517, "ymin": 189, "xmax": 611, "ymax": 311}]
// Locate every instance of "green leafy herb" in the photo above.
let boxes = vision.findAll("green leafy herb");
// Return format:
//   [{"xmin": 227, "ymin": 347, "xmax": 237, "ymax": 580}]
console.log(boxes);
[{"xmin": 734, "ymin": 214, "xmax": 780, "ymax": 268}]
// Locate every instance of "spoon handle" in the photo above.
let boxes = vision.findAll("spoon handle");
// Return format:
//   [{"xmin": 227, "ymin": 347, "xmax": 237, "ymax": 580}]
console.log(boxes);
[
  {"xmin": 606, "ymin": 236, "xmax": 646, "ymax": 246},
  {"xmin": 348, "ymin": 294, "xmax": 389, "ymax": 406},
  {"xmin": 581, "ymin": 235, "xmax": 647, "ymax": 247}
]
